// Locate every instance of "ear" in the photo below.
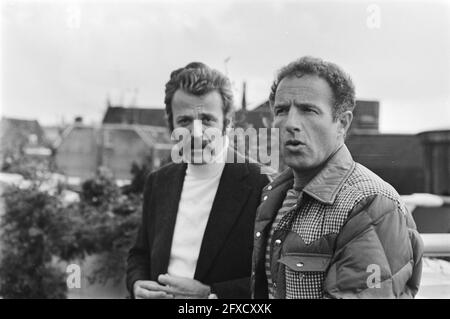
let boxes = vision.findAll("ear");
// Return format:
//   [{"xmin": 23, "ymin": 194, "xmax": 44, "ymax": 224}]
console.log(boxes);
[
  {"xmin": 337, "ymin": 111, "xmax": 353, "ymax": 138},
  {"xmin": 223, "ymin": 115, "xmax": 232, "ymax": 130}
]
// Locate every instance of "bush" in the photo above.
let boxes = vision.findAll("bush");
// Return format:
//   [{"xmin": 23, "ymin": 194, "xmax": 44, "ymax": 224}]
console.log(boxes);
[
  {"xmin": 0, "ymin": 165, "xmax": 144, "ymax": 298},
  {"xmin": 77, "ymin": 191, "xmax": 142, "ymax": 286},
  {"xmin": 0, "ymin": 183, "xmax": 87, "ymax": 298}
]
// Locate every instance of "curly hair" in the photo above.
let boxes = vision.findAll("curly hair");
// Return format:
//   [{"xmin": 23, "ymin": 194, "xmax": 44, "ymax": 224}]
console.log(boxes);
[
  {"xmin": 164, "ymin": 62, "xmax": 234, "ymax": 131},
  {"xmin": 269, "ymin": 56, "xmax": 356, "ymax": 120}
]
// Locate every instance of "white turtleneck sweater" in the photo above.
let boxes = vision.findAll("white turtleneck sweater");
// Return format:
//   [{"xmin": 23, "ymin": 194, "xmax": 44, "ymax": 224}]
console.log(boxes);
[{"xmin": 167, "ymin": 161, "xmax": 226, "ymax": 278}]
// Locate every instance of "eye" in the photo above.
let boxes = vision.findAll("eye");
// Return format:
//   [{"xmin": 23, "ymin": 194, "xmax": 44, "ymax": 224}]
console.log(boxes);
[
  {"xmin": 274, "ymin": 106, "xmax": 289, "ymax": 116},
  {"xmin": 177, "ymin": 118, "xmax": 191, "ymax": 126},
  {"xmin": 303, "ymin": 106, "xmax": 318, "ymax": 114},
  {"xmin": 201, "ymin": 115, "xmax": 216, "ymax": 125}
]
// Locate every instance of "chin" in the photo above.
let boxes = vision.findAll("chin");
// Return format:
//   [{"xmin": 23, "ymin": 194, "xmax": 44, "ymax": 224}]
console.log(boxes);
[
  {"xmin": 283, "ymin": 156, "xmax": 312, "ymax": 172},
  {"xmin": 191, "ymin": 162, "xmax": 206, "ymax": 166},
  {"xmin": 285, "ymin": 162, "xmax": 311, "ymax": 172},
  {"xmin": 190, "ymin": 150, "xmax": 215, "ymax": 165},
  {"xmin": 190, "ymin": 154, "xmax": 204, "ymax": 165}
]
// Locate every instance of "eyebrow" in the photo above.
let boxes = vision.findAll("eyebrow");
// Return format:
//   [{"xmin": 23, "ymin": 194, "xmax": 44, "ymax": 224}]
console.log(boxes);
[
  {"xmin": 175, "ymin": 113, "xmax": 219, "ymax": 121},
  {"xmin": 273, "ymin": 101, "xmax": 291, "ymax": 108},
  {"xmin": 176, "ymin": 114, "xmax": 193, "ymax": 119},
  {"xmin": 199, "ymin": 113, "xmax": 218, "ymax": 121},
  {"xmin": 293, "ymin": 102, "xmax": 320, "ymax": 111},
  {"xmin": 273, "ymin": 101, "xmax": 319, "ymax": 110},
  {"xmin": 175, "ymin": 115, "xmax": 193, "ymax": 122}
]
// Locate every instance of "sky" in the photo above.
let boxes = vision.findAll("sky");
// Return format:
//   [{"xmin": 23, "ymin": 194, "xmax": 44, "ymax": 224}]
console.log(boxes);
[{"xmin": 1, "ymin": 0, "xmax": 449, "ymax": 133}]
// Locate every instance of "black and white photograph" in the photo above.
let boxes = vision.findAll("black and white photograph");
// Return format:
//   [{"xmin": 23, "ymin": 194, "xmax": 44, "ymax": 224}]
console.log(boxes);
[{"xmin": 0, "ymin": 0, "xmax": 449, "ymax": 304}]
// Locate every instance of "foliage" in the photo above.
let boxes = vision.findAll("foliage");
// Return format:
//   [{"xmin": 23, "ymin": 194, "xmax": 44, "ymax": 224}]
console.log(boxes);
[
  {"xmin": 0, "ymin": 160, "xmax": 145, "ymax": 298},
  {"xmin": 122, "ymin": 161, "xmax": 150, "ymax": 195},
  {"xmin": 0, "ymin": 183, "xmax": 86, "ymax": 298},
  {"xmin": 78, "ymin": 191, "xmax": 142, "ymax": 286},
  {"xmin": 80, "ymin": 167, "xmax": 121, "ymax": 207},
  {"xmin": 73, "ymin": 166, "xmax": 142, "ymax": 285},
  {"xmin": 2, "ymin": 151, "xmax": 55, "ymax": 180}
]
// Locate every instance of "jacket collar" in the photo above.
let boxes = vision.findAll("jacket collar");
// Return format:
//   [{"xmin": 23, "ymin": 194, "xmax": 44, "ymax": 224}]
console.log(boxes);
[
  {"xmin": 303, "ymin": 144, "xmax": 355, "ymax": 205},
  {"xmin": 268, "ymin": 144, "xmax": 355, "ymax": 205},
  {"xmin": 265, "ymin": 167, "xmax": 294, "ymax": 190}
]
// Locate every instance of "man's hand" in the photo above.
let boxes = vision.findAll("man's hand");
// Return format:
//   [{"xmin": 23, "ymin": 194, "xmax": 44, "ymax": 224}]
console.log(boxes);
[
  {"xmin": 133, "ymin": 280, "xmax": 174, "ymax": 299},
  {"xmin": 157, "ymin": 274, "xmax": 211, "ymax": 299}
]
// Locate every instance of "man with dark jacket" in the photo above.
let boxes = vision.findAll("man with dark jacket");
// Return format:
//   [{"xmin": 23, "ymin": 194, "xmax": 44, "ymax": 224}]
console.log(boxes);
[
  {"xmin": 127, "ymin": 62, "xmax": 269, "ymax": 299},
  {"xmin": 251, "ymin": 56, "xmax": 423, "ymax": 299}
]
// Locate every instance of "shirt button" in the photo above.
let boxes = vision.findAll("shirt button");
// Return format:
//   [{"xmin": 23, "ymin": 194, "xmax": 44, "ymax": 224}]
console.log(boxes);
[
  {"xmin": 267, "ymin": 185, "xmax": 272, "ymax": 190},
  {"xmin": 263, "ymin": 195, "xmax": 268, "ymax": 201},
  {"xmin": 274, "ymin": 239, "xmax": 282, "ymax": 246},
  {"xmin": 255, "ymin": 232, "xmax": 261, "ymax": 238}
]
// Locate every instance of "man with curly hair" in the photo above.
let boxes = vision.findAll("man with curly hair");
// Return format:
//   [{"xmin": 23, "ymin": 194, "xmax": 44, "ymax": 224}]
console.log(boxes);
[
  {"xmin": 127, "ymin": 62, "xmax": 269, "ymax": 299},
  {"xmin": 251, "ymin": 56, "xmax": 424, "ymax": 299}
]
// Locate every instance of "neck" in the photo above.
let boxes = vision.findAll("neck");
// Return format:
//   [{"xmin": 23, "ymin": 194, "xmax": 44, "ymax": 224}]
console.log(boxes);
[
  {"xmin": 186, "ymin": 136, "xmax": 228, "ymax": 179},
  {"xmin": 293, "ymin": 144, "xmax": 344, "ymax": 190},
  {"xmin": 292, "ymin": 166, "xmax": 322, "ymax": 191},
  {"xmin": 187, "ymin": 161, "xmax": 225, "ymax": 179}
]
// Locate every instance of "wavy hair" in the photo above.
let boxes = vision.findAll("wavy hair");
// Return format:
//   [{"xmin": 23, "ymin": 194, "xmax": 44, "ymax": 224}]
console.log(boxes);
[
  {"xmin": 164, "ymin": 62, "xmax": 234, "ymax": 131},
  {"xmin": 269, "ymin": 56, "xmax": 356, "ymax": 120}
]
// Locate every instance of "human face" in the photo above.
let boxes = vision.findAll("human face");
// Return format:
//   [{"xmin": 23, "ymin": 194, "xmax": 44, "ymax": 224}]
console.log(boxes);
[
  {"xmin": 171, "ymin": 89, "xmax": 225, "ymax": 164},
  {"xmin": 272, "ymin": 74, "xmax": 345, "ymax": 173}
]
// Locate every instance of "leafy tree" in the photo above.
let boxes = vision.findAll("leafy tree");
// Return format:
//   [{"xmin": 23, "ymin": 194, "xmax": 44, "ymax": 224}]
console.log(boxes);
[
  {"xmin": 76, "ymin": 167, "xmax": 142, "ymax": 285},
  {"xmin": 0, "ymin": 183, "xmax": 86, "ymax": 298},
  {"xmin": 0, "ymin": 163, "xmax": 145, "ymax": 298},
  {"xmin": 122, "ymin": 161, "xmax": 149, "ymax": 195}
]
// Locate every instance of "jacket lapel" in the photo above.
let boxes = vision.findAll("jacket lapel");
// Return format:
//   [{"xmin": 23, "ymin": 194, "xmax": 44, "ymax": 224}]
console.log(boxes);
[
  {"xmin": 194, "ymin": 162, "xmax": 252, "ymax": 281},
  {"xmin": 151, "ymin": 163, "xmax": 187, "ymax": 277}
]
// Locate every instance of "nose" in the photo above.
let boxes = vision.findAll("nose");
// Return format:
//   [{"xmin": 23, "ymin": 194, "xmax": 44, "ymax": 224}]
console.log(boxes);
[
  {"xmin": 285, "ymin": 106, "xmax": 301, "ymax": 136},
  {"xmin": 192, "ymin": 119, "xmax": 203, "ymax": 138},
  {"xmin": 190, "ymin": 119, "xmax": 209, "ymax": 151}
]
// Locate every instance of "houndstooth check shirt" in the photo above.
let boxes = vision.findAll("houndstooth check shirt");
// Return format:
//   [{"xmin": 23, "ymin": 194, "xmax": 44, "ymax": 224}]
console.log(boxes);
[{"xmin": 264, "ymin": 146, "xmax": 408, "ymax": 299}]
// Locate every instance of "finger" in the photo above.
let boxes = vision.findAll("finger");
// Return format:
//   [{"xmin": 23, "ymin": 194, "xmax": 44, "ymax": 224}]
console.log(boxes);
[
  {"xmin": 138, "ymin": 281, "xmax": 167, "ymax": 291},
  {"xmin": 158, "ymin": 274, "xmax": 180, "ymax": 287},
  {"xmin": 137, "ymin": 279, "xmax": 180, "ymax": 296},
  {"xmin": 143, "ymin": 291, "xmax": 171, "ymax": 299},
  {"xmin": 156, "ymin": 284, "xmax": 183, "ymax": 295},
  {"xmin": 174, "ymin": 294, "xmax": 198, "ymax": 299},
  {"xmin": 136, "ymin": 288, "xmax": 173, "ymax": 299},
  {"xmin": 157, "ymin": 275, "xmax": 200, "ymax": 296}
]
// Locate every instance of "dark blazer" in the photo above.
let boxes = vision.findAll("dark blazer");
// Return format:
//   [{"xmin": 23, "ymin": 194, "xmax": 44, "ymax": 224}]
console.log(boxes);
[{"xmin": 126, "ymin": 154, "xmax": 269, "ymax": 299}]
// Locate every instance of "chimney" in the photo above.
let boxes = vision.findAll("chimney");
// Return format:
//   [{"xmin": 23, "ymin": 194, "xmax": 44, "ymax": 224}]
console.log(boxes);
[
  {"xmin": 241, "ymin": 81, "xmax": 247, "ymax": 111},
  {"xmin": 74, "ymin": 116, "xmax": 83, "ymax": 123}
]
